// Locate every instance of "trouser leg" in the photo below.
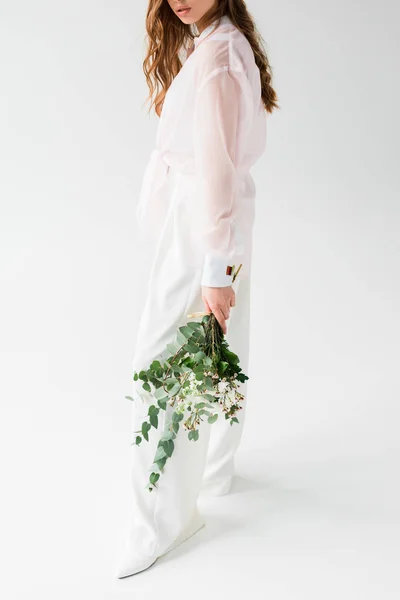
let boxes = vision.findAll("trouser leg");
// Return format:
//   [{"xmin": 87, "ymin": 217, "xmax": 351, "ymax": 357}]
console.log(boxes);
[
  {"xmin": 200, "ymin": 275, "xmax": 252, "ymax": 496},
  {"xmin": 124, "ymin": 389, "xmax": 211, "ymax": 555},
  {"xmin": 117, "ymin": 267, "xmax": 211, "ymax": 576}
]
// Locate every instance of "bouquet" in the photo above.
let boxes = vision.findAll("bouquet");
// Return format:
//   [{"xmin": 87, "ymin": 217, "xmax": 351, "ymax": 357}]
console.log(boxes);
[{"xmin": 125, "ymin": 264, "xmax": 247, "ymax": 491}]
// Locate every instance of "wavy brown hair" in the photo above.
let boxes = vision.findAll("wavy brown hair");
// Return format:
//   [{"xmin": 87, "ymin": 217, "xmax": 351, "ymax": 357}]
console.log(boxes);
[{"xmin": 143, "ymin": 0, "xmax": 279, "ymax": 117}]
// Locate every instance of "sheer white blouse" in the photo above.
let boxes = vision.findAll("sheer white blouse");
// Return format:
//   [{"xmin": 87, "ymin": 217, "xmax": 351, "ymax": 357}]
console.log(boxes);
[{"xmin": 136, "ymin": 14, "xmax": 267, "ymax": 287}]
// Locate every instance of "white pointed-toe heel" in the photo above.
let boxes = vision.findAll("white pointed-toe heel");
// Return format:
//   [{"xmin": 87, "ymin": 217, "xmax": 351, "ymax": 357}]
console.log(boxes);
[{"xmin": 116, "ymin": 552, "xmax": 158, "ymax": 579}]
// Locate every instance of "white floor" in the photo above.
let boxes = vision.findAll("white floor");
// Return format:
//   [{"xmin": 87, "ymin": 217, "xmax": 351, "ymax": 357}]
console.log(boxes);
[
  {"xmin": 1, "ymin": 218, "xmax": 398, "ymax": 599},
  {"xmin": 2, "ymin": 353, "xmax": 399, "ymax": 599}
]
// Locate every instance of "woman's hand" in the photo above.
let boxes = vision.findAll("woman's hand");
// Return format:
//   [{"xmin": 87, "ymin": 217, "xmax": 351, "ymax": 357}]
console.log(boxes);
[{"xmin": 201, "ymin": 286, "xmax": 236, "ymax": 335}]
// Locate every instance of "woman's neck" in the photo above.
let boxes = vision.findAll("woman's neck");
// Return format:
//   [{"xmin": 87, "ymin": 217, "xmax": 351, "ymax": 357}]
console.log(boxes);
[
  {"xmin": 195, "ymin": 20, "xmax": 206, "ymax": 34},
  {"xmin": 195, "ymin": 15, "xmax": 214, "ymax": 34}
]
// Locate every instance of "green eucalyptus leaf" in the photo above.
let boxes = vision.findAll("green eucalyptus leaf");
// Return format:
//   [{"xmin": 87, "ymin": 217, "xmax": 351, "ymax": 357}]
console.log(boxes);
[
  {"xmin": 202, "ymin": 394, "xmax": 217, "ymax": 403},
  {"xmin": 169, "ymin": 382, "xmax": 181, "ymax": 396},
  {"xmin": 219, "ymin": 361, "xmax": 229, "ymax": 373},
  {"xmin": 162, "ymin": 429, "xmax": 175, "ymax": 441},
  {"xmin": 162, "ymin": 439, "xmax": 174, "ymax": 457},
  {"xmin": 185, "ymin": 343, "xmax": 200, "ymax": 353},
  {"xmin": 204, "ymin": 376, "xmax": 214, "ymax": 390},
  {"xmin": 208, "ymin": 413, "xmax": 219, "ymax": 424},
  {"xmin": 154, "ymin": 446, "xmax": 167, "ymax": 461},
  {"xmin": 223, "ymin": 349, "xmax": 239, "ymax": 365},
  {"xmin": 237, "ymin": 373, "xmax": 248, "ymax": 383},
  {"xmin": 154, "ymin": 387, "xmax": 168, "ymax": 400},
  {"xmin": 157, "ymin": 398, "xmax": 167, "ymax": 410},
  {"xmin": 183, "ymin": 359, "xmax": 195, "ymax": 369},
  {"xmin": 197, "ymin": 409, "xmax": 210, "ymax": 417},
  {"xmin": 149, "ymin": 413, "xmax": 159, "ymax": 429},
  {"xmin": 186, "ymin": 321, "xmax": 201, "ymax": 330},
  {"xmin": 166, "ymin": 342, "xmax": 180, "ymax": 355},
  {"xmin": 150, "ymin": 472, "xmax": 160, "ymax": 485},
  {"xmin": 156, "ymin": 456, "xmax": 168, "ymax": 470},
  {"xmin": 172, "ymin": 412, "xmax": 184, "ymax": 423},
  {"xmin": 141, "ymin": 421, "xmax": 151, "ymax": 441},
  {"xmin": 176, "ymin": 330, "xmax": 187, "ymax": 345},
  {"xmin": 178, "ymin": 325, "xmax": 194, "ymax": 339}
]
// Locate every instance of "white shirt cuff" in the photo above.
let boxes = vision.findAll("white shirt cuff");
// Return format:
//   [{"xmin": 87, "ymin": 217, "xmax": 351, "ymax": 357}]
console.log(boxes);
[{"xmin": 200, "ymin": 254, "xmax": 241, "ymax": 287}]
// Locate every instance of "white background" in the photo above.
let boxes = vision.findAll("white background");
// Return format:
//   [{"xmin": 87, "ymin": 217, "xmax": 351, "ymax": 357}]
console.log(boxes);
[{"xmin": 0, "ymin": 0, "xmax": 399, "ymax": 598}]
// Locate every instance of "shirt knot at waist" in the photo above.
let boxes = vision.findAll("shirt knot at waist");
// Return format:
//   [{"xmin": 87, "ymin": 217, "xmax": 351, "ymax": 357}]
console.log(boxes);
[{"xmin": 136, "ymin": 147, "xmax": 251, "ymax": 232}]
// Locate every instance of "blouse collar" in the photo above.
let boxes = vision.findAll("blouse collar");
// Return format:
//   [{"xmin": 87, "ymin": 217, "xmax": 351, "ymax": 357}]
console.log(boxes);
[{"xmin": 193, "ymin": 14, "xmax": 232, "ymax": 49}]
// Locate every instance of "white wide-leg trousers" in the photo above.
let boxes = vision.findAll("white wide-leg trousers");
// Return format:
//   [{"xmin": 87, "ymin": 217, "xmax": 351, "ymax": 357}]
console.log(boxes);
[{"xmin": 116, "ymin": 172, "xmax": 252, "ymax": 578}]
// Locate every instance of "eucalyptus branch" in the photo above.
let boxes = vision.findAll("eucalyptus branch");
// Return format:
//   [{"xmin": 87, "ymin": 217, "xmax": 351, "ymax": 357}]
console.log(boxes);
[{"xmin": 126, "ymin": 273, "xmax": 248, "ymax": 491}]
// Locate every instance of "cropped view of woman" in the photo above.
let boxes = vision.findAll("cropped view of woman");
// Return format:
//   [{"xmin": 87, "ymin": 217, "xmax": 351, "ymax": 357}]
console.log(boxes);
[{"xmin": 116, "ymin": 0, "xmax": 278, "ymax": 578}]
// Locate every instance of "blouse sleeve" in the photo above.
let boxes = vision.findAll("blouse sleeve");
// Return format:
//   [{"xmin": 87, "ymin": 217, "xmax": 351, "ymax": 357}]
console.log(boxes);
[{"xmin": 192, "ymin": 67, "xmax": 245, "ymax": 288}]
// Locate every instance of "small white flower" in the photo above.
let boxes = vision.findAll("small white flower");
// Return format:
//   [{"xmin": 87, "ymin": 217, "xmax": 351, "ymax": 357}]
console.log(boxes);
[
  {"xmin": 227, "ymin": 388, "xmax": 236, "ymax": 404},
  {"xmin": 218, "ymin": 381, "xmax": 229, "ymax": 393}
]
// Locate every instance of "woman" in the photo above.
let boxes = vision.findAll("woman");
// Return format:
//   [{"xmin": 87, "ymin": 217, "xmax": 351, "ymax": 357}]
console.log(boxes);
[{"xmin": 116, "ymin": 0, "xmax": 278, "ymax": 578}]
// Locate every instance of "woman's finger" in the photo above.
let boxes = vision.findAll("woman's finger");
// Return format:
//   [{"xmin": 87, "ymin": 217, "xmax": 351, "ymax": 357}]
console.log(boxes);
[
  {"xmin": 219, "ymin": 304, "xmax": 230, "ymax": 320},
  {"xmin": 213, "ymin": 308, "xmax": 227, "ymax": 334},
  {"xmin": 202, "ymin": 296, "xmax": 212, "ymax": 313}
]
